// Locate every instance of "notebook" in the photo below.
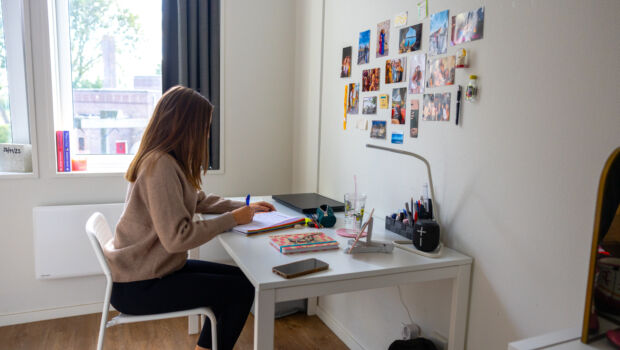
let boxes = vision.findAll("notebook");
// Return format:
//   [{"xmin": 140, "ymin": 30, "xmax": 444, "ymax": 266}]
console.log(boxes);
[
  {"xmin": 272, "ymin": 193, "xmax": 345, "ymax": 214},
  {"xmin": 233, "ymin": 211, "xmax": 306, "ymax": 235},
  {"xmin": 269, "ymin": 232, "xmax": 339, "ymax": 254}
]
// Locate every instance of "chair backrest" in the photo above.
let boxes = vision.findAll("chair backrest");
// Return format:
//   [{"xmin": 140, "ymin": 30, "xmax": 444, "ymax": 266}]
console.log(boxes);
[{"xmin": 85, "ymin": 212, "xmax": 114, "ymax": 280}]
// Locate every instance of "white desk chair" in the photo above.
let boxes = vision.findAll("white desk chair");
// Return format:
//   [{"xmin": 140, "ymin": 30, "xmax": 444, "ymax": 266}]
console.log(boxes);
[{"xmin": 85, "ymin": 212, "xmax": 218, "ymax": 350}]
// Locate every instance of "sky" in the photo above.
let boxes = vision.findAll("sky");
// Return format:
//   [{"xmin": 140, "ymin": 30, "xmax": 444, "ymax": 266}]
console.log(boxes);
[{"xmin": 120, "ymin": 0, "xmax": 162, "ymax": 77}]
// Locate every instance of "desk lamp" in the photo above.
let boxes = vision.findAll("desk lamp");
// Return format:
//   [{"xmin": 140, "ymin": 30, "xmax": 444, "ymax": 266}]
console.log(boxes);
[{"xmin": 366, "ymin": 144, "xmax": 444, "ymax": 258}]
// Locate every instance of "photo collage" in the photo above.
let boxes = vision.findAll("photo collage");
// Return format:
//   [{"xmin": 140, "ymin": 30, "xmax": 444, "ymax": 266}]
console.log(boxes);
[{"xmin": 340, "ymin": 5, "xmax": 485, "ymax": 142}]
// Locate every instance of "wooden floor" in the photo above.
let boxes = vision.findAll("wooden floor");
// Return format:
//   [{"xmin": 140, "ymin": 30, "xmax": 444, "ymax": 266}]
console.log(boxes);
[{"xmin": 0, "ymin": 312, "xmax": 348, "ymax": 350}]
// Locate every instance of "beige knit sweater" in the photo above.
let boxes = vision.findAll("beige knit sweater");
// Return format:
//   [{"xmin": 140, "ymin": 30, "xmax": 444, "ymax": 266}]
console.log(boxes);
[{"xmin": 103, "ymin": 152, "xmax": 244, "ymax": 282}]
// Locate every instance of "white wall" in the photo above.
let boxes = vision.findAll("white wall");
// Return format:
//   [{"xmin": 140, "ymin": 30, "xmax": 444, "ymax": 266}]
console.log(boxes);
[
  {"xmin": 0, "ymin": 0, "xmax": 295, "ymax": 325},
  {"xmin": 294, "ymin": 0, "xmax": 620, "ymax": 349}
]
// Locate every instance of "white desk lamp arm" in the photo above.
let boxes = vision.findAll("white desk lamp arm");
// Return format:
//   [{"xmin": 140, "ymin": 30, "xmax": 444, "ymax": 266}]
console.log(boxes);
[{"xmin": 366, "ymin": 144, "xmax": 444, "ymax": 258}]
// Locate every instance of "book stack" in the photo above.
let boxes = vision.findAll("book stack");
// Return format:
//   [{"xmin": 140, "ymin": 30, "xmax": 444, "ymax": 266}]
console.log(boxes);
[
  {"xmin": 55, "ymin": 131, "xmax": 71, "ymax": 172},
  {"xmin": 269, "ymin": 232, "xmax": 339, "ymax": 254}
]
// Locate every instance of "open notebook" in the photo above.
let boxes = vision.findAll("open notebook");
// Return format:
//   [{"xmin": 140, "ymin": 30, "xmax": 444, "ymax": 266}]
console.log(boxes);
[{"xmin": 233, "ymin": 211, "xmax": 306, "ymax": 235}]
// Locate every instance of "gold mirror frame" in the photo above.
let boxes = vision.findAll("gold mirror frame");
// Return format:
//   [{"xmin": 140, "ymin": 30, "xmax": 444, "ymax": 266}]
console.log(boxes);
[{"xmin": 582, "ymin": 147, "xmax": 620, "ymax": 343}]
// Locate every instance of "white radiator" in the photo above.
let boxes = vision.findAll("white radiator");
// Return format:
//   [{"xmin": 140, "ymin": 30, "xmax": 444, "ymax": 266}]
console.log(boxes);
[{"xmin": 33, "ymin": 203, "xmax": 124, "ymax": 279}]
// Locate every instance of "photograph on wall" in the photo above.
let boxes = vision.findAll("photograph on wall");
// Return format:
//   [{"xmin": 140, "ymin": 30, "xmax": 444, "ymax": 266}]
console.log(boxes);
[
  {"xmin": 347, "ymin": 83, "xmax": 359, "ymax": 114},
  {"xmin": 417, "ymin": 0, "xmax": 428, "ymax": 20},
  {"xmin": 391, "ymin": 131, "xmax": 404, "ymax": 144},
  {"xmin": 363, "ymin": 96, "xmax": 377, "ymax": 114},
  {"xmin": 426, "ymin": 56, "xmax": 455, "ymax": 87},
  {"xmin": 410, "ymin": 99, "xmax": 419, "ymax": 137},
  {"xmin": 376, "ymin": 20, "xmax": 390, "ymax": 58},
  {"xmin": 379, "ymin": 94, "xmax": 389, "ymax": 109},
  {"xmin": 356, "ymin": 118, "xmax": 368, "ymax": 130},
  {"xmin": 408, "ymin": 53, "xmax": 425, "ymax": 94},
  {"xmin": 391, "ymin": 87, "xmax": 407, "ymax": 124},
  {"xmin": 358, "ymin": 30, "xmax": 371, "ymax": 64},
  {"xmin": 362, "ymin": 68, "xmax": 380, "ymax": 92},
  {"xmin": 429, "ymin": 10, "xmax": 449, "ymax": 55},
  {"xmin": 394, "ymin": 11, "xmax": 408, "ymax": 27},
  {"xmin": 399, "ymin": 24, "xmax": 422, "ymax": 53},
  {"xmin": 370, "ymin": 120, "xmax": 387, "ymax": 139},
  {"xmin": 451, "ymin": 7, "xmax": 484, "ymax": 46},
  {"xmin": 422, "ymin": 92, "xmax": 451, "ymax": 121},
  {"xmin": 385, "ymin": 58, "xmax": 407, "ymax": 84},
  {"xmin": 341, "ymin": 46, "xmax": 352, "ymax": 77}
]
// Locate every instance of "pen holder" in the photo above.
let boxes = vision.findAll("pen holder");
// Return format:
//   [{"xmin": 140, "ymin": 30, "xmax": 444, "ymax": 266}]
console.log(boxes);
[{"xmin": 385, "ymin": 216, "xmax": 415, "ymax": 240}]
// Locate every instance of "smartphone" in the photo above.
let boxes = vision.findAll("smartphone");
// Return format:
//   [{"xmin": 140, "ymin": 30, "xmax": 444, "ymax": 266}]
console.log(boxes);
[{"xmin": 272, "ymin": 258, "xmax": 329, "ymax": 279}]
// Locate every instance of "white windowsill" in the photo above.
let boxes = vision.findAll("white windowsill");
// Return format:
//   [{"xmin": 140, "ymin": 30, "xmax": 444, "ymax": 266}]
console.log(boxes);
[{"xmin": 0, "ymin": 171, "xmax": 37, "ymax": 179}]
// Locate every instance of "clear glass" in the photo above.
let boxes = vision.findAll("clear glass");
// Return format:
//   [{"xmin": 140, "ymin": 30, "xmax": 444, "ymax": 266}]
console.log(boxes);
[
  {"xmin": 67, "ymin": 0, "xmax": 162, "ymax": 155},
  {"xmin": 0, "ymin": 2, "xmax": 11, "ymax": 144},
  {"xmin": 344, "ymin": 193, "xmax": 367, "ymax": 231}
]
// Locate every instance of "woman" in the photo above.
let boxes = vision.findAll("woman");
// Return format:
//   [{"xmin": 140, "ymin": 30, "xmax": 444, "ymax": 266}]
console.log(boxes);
[{"xmin": 103, "ymin": 86, "xmax": 275, "ymax": 350}]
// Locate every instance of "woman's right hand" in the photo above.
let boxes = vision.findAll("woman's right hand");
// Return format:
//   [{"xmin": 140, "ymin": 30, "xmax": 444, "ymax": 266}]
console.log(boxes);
[{"xmin": 232, "ymin": 206, "xmax": 255, "ymax": 225}]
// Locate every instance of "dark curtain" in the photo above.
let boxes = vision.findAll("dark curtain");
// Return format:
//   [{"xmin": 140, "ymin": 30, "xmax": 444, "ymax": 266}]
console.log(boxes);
[{"xmin": 162, "ymin": 0, "xmax": 220, "ymax": 170}]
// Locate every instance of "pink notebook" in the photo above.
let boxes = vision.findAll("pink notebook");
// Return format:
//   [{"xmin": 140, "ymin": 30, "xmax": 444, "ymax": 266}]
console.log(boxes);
[{"xmin": 269, "ymin": 232, "xmax": 339, "ymax": 254}]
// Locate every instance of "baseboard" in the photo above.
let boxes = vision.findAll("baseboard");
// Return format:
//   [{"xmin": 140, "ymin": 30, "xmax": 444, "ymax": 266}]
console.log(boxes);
[
  {"xmin": 315, "ymin": 304, "xmax": 367, "ymax": 350},
  {"xmin": 0, "ymin": 302, "xmax": 109, "ymax": 327}
]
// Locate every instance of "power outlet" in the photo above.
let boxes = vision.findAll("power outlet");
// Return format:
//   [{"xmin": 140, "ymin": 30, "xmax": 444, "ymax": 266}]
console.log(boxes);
[
  {"xmin": 428, "ymin": 331, "xmax": 448, "ymax": 350},
  {"xmin": 401, "ymin": 323, "xmax": 421, "ymax": 340}
]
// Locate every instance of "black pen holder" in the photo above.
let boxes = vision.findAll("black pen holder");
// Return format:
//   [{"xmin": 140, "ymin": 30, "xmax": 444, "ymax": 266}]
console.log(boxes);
[{"xmin": 385, "ymin": 216, "xmax": 415, "ymax": 240}]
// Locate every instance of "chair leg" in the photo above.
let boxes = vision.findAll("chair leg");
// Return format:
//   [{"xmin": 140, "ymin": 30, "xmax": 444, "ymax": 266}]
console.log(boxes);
[
  {"xmin": 97, "ymin": 300, "xmax": 110, "ymax": 350},
  {"xmin": 205, "ymin": 311, "xmax": 217, "ymax": 350}
]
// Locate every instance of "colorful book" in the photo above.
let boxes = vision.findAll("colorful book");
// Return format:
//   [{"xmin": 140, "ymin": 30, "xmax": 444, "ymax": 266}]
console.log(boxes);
[
  {"xmin": 233, "ymin": 211, "xmax": 306, "ymax": 235},
  {"xmin": 55, "ymin": 131, "xmax": 64, "ymax": 172},
  {"xmin": 269, "ymin": 232, "xmax": 339, "ymax": 254},
  {"xmin": 63, "ymin": 131, "xmax": 71, "ymax": 172}
]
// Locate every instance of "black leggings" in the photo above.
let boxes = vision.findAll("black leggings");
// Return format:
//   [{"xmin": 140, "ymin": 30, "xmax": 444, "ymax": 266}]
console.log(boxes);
[{"xmin": 110, "ymin": 260, "xmax": 255, "ymax": 350}]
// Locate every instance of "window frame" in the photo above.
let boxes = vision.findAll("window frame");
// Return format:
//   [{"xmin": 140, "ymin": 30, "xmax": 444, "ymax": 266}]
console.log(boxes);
[
  {"xmin": 0, "ymin": 0, "xmax": 39, "ymax": 178},
  {"xmin": 44, "ymin": 0, "xmax": 226, "ymax": 176}
]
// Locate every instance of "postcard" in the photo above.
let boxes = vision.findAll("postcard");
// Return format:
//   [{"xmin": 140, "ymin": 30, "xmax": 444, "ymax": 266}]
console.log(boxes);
[
  {"xmin": 376, "ymin": 20, "xmax": 390, "ymax": 58},
  {"xmin": 370, "ymin": 120, "xmax": 387, "ymax": 139},
  {"xmin": 356, "ymin": 118, "xmax": 368, "ymax": 130},
  {"xmin": 394, "ymin": 11, "xmax": 408, "ymax": 27},
  {"xmin": 408, "ymin": 53, "xmax": 425, "ymax": 94},
  {"xmin": 341, "ymin": 46, "xmax": 352, "ymax": 78},
  {"xmin": 363, "ymin": 96, "xmax": 377, "ymax": 114},
  {"xmin": 358, "ymin": 30, "xmax": 371, "ymax": 64},
  {"xmin": 347, "ymin": 83, "xmax": 359, "ymax": 114},
  {"xmin": 399, "ymin": 24, "xmax": 422, "ymax": 53},
  {"xmin": 422, "ymin": 92, "xmax": 451, "ymax": 121},
  {"xmin": 417, "ymin": 0, "xmax": 427, "ymax": 20},
  {"xmin": 429, "ymin": 10, "xmax": 449, "ymax": 55},
  {"xmin": 451, "ymin": 7, "xmax": 484, "ymax": 46},
  {"xmin": 385, "ymin": 58, "xmax": 407, "ymax": 84},
  {"xmin": 362, "ymin": 68, "xmax": 380, "ymax": 92},
  {"xmin": 379, "ymin": 94, "xmax": 389, "ymax": 109},
  {"xmin": 391, "ymin": 132, "xmax": 404, "ymax": 144},
  {"xmin": 426, "ymin": 56, "xmax": 455, "ymax": 87},
  {"xmin": 391, "ymin": 87, "xmax": 407, "ymax": 124},
  {"xmin": 410, "ymin": 100, "xmax": 419, "ymax": 137}
]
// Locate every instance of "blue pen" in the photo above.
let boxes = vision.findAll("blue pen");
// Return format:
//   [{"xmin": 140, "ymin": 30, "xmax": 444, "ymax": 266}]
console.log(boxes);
[{"xmin": 245, "ymin": 194, "xmax": 251, "ymax": 206}]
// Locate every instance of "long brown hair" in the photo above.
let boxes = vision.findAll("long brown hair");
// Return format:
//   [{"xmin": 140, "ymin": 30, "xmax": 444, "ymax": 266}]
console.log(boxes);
[{"xmin": 126, "ymin": 85, "xmax": 213, "ymax": 189}]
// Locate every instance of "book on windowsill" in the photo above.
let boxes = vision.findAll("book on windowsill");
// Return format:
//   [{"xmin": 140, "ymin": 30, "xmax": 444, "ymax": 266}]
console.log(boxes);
[
  {"xmin": 269, "ymin": 232, "xmax": 339, "ymax": 254},
  {"xmin": 232, "ymin": 211, "xmax": 306, "ymax": 235}
]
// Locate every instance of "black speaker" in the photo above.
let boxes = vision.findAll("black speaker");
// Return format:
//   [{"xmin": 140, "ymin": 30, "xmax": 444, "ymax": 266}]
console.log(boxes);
[{"xmin": 412, "ymin": 219, "xmax": 440, "ymax": 252}]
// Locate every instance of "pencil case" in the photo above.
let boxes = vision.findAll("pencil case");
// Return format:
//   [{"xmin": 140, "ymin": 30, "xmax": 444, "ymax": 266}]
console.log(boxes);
[{"xmin": 385, "ymin": 216, "xmax": 415, "ymax": 240}]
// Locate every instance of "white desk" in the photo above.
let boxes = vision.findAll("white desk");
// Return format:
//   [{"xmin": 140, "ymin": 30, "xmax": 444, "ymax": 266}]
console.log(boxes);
[{"xmin": 199, "ymin": 197, "xmax": 472, "ymax": 350}]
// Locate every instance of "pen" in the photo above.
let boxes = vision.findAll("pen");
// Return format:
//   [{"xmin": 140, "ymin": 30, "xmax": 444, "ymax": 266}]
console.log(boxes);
[
  {"xmin": 245, "ymin": 194, "xmax": 250, "ymax": 206},
  {"xmin": 456, "ymin": 86, "xmax": 461, "ymax": 125}
]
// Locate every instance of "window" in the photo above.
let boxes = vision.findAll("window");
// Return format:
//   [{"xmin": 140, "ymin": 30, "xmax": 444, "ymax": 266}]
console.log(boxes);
[
  {"xmin": 53, "ymin": 0, "xmax": 162, "ymax": 172},
  {"xmin": 0, "ymin": 0, "xmax": 33, "ymax": 174}
]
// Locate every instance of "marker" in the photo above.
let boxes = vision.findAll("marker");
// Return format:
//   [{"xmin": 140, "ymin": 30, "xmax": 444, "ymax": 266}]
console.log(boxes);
[
  {"xmin": 245, "ymin": 194, "xmax": 251, "ymax": 206},
  {"xmin": 456, "ymin": 86, "xmax": 462, "ymax": 125}
]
